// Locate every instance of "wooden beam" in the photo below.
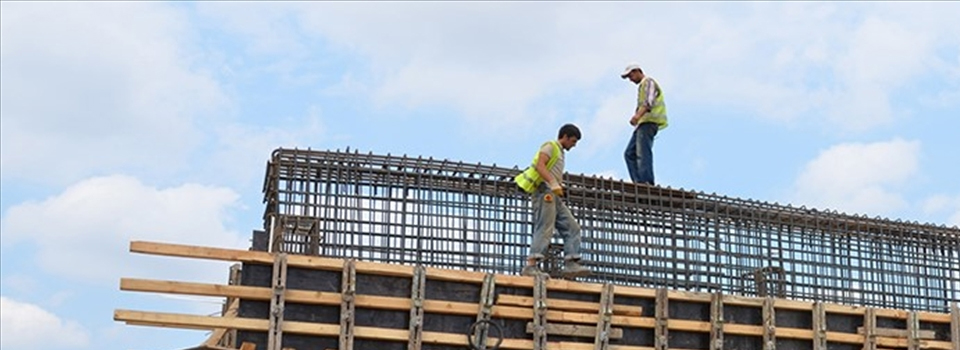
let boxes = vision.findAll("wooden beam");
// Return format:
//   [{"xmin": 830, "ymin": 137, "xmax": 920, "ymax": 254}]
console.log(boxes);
[
  {"xmin": 525, "ymin": 322, "xmax": 623, "ymax": 340},
  {"xmin": 116, "ymin": 309, "xmax": 655, "ymax": 350},
  {"xmin": 120, "ymin": 278, "xmax": 954, "ymax": 347},
  {"xmin": 120, "ymin": 278, "xmax": 651, "ymax": 327},
  {"xmin": 498, "ymin": 294, "xmax": 642, "ymax": 316},
  {"xmin": 127, "ymin": 241, "xmax": 955, "ymax": 323},
  {"xmin": 239, "ymin": 342, "xmax": 256, "ymax": 350},
  {"xmin": 952, "ymin": 302, "xmax": 959, "ymax": 350},
  {"xmin": 857, "ymin": 327, "xmax": 936, "ymax": 340}
]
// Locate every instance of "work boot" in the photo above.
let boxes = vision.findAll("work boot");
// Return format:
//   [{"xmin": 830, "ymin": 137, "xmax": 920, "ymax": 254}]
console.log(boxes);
[
  {"xmin": 561, "ymin": 260, "xmax": 592, "ymax": 278},
  {"xmin": 521, "ymin": 265, "xmax": 549, "ymax": 278}
]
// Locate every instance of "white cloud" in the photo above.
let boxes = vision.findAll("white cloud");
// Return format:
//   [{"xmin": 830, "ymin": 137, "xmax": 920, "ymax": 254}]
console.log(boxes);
[
  {"xmin": 923, "ymin": 194, "xmax": 960, "ymax": 228},
  {"xmin": 0, "ymin": 297, "xmax": 89, "ymax": 350},
  {"xmin": 0, "ymin": 175, "xmax": 246, "ymax": 284},
  {"xmin": 0, "ymin": 2, "xmax": 227, "ymax": 185},
  {"xmin": 189, "ymin": 2, "xmax": 960, "ymax": 136},
  {"xmin": 204, "ymin": 111, "xmax": 328, "ymax": 190},
  {"xmin": 791, "ymin": 138, "xmax": 920, "ymax": 217}
]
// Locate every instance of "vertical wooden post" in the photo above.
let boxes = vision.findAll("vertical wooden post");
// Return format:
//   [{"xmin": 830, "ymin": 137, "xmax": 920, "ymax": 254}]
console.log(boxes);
[
  {"xmin": 812, "ymin": 302, "xmax": 827, "ymax": 350},
  {"xmin": 655, "ymin": 288, "xmax": 669, "ymax": 350},
  {"xmin": 407, "ymin": 265, "xmax": 425, "ymax": 350},
  {"xmin": 907, "ymin": 311, "xmax": 920, "ymax": 350},
  {"xmin": 951, "ymin": 302, "xmax": 959, "ymax": 350},
  {"xmin": 532, "ymin": 274, "xmax": 548, "ymax": 350},
  {"xmin": 710, "ymin": 292, "xmax": 724, "ymax": 350},
  {"xmin": 762, "ymin": 297, "xmax": 775, "ymax": 350},
  {"xmin": 474, "ymin": 273, "xmax": 497, "ymax": 349},
  {"xmin": 593, "ymin": 284, "xmax": 614, "ymax": 350},
  {"xmin": 267, "ymin": 254, "xmax": 288, "ymax": 350},
  {"xmin": 863, "ymin": 308, "xmax": 877, "ymax": 350},
  {"xmin": 339, "ymin": 259, "xmax": 356, "ymax": 350}
]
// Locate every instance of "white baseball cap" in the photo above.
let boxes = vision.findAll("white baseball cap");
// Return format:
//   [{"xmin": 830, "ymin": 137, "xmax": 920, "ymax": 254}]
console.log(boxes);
[{"xmin": 620, "ymin": 63, "xmax": 642, "ymax": 79}]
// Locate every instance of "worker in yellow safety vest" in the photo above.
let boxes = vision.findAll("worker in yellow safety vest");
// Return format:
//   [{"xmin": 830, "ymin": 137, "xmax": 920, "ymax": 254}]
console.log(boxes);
[
  {"xmin": 513, "ymin": 124, "xmax": 592, "ymax": 279},
  {"xmin": 621, "ymin": 63, "xmax": 667, "ymax": 185}
]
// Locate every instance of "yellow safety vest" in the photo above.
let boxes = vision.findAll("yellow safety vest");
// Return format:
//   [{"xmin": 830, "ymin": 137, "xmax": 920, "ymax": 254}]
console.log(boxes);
[
  {"xmin": 638, "ymin": 77, "xmax": 668, "ymax": 130},
  {"xmin": 514, "ymin": 140, "xmax": 561, "ymax": 194}
]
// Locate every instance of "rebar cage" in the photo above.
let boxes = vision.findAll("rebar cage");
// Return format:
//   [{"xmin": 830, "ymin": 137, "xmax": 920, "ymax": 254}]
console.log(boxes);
[{"xmin": 261, "ymin": 148, "xmax": 960, "ymax": 312}]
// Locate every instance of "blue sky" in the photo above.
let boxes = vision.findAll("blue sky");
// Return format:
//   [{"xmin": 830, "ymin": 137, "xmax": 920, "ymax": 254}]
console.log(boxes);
[{"xmin": 1, "ymin": 2, "xmax": 959, "ymax": 349}]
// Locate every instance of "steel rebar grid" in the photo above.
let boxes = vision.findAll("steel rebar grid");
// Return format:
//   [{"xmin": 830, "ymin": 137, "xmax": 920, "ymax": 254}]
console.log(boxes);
[{"xmin": 261, "ymin": 148, "xmax": 960, "ymax": 312}]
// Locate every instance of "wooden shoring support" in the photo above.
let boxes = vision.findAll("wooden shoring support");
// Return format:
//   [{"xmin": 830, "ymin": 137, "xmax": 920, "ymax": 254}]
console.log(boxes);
[
  {"xmin": 654, "ymin": 288, "xmax": 668, "ymax": 350},
  {"xmin": 710, "ymin": 292, "xmax": 724, "ymax": 350},
  {"xmin": 532, "ymin": 274, "xmax": 548, "ymax": 350},
  {"xmin": 473, "ymin": 273, "xmax": 497, "ymax": 349},
  {"xmin": 407, "ymin": 265, "xmax": 426, "ymax": 350},
  {"xmin": 864, "ymin": 308, "xmax": 878, "ymax": 350},
  {"xmin": 267, "ymin": 254, "xmax": 288, "ymax": 350},
  {"xmin": 339, "ymin": 259, "xmax": 357, "ymax": 350},
  {"xmin": 951, "ymin": 302, "xmax": 960, "ymax": 350},
  {"xmin": 907, "ymin": 311, "xmax": 920, "ymax": 350},
  {"xmin": 762, "ymin": 296, "xmax": 775, "ymax": 350},
  {"xmin": 812, "ymin": 302, "xmax": 827, "ymax": 350},
  {"xmin": 593, "ymin": 283, "xmax": 614, "ymax": 350}
]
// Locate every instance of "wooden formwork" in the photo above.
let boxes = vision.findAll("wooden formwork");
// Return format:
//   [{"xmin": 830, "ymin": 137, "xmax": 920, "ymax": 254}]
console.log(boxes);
[{"xmin": 115, "ymin": 241, "xmax": 960, "ymax": 350}]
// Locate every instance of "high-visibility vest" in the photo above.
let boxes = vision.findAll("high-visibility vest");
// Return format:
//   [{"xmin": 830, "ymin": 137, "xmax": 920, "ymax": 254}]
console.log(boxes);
[
  {"xmin": 514, "ymin": 140, "xmax": 562, "ymax": 194},
  {"xmin": 638, "ymin": 77, "xmax": 668, "ymax": 130}
]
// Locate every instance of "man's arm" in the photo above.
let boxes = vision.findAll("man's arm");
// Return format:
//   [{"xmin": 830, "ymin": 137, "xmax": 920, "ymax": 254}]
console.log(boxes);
[
  {"xmin": 534, "ymin": 151, "xmax": 556, "ymax": 187},
  {"xmin": 630, "ymin": 105, "xmax": 649, "ymax": 126},
  {"xmin": 630, "ymin": 79, "xmax": 656, "ymax": 126}
]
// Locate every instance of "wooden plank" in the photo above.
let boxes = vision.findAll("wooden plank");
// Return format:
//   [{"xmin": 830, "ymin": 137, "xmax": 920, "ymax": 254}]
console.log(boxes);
[
  {"xmin": 812, "ymin": 303, "xmax": 827, "ymax": 350},
  {"xmin": 116, "ymin": 309, "xmax": 658, "ymax": 350},
  {"xmin": 339, "ymin": 259, "xmax": 356, "ymax": 350},
  {"xmin": 709, "ymin": 292, "xmax": 723, "ymax": 350},
  {"xmin": 498, "ymin": 294, "xmax": 642, "ymax": 316},
  {"xmin": 856, "ymin": 327, "xmax": 936, "ymax": 340},
  {"xmin": 533, "ymin": 274, "xmax": 548, "ymax": 350},
  {"xmin": 762, "ymin": 297, "xmax": 775, "ymax": 350},
  {"xmin": 865, "ymin": 308, "xmax": 878, "ymax": 350},
  {"xmin": 654, "ymin": 289, "xmax": 667, "ymax": 350},
  {"xmin": 239, "ymin": 342, "xmax": 256, "ymax": 350},
  {"xmin": 119, "ymin": 304, "xmax": 951, "ymax": 348},
  {"xmin": 907, "ymin": 311, "xmax": 920, "ymax": 350},
  {"xmin": 525, "ymin": 322, "xmax": 623, "ymax": 339},
  {"xmin": 120, "ymin": 278, "xmax": 651, "ymax": 327},
  {"xmin": 875, "ymin": 336, "xmax": 953, "ymax": 350},
  {"xmin": 267, "ymin": 254, "xmax": 288, "ymax": 350},
  {"xmin": 408, "ymin": 265, "xmax": 426, "ymax": 350},
  {"xmin": 119, "ymin": 276, "xmax": 956, "ymax": 348},
  {"xmin": 127, "ymin": 241, "xmax": 955, "ymax": 323},
  {"xmin": 131, "ymin": 241, "xmax": 662, "ymax": 298},
  {"xmin": 595, "ymin": 283, "xmax": 615, "ymax": 349},
  {"xmin": 952, "ymin": 302, "xmax": 959, "ymax": 350}
]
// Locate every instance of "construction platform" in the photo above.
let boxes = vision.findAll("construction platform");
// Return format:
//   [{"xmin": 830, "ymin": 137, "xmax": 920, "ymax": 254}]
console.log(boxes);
[{"xmin": 115, "ymin": 241, "xmax": 960, "ymax": 350}]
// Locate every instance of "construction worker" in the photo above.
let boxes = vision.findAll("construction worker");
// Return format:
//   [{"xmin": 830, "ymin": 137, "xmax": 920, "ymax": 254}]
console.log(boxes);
[
  {"xmin": 514, "ymin": 124, "xmax": 592, "ymax": 278},
  {"xmin": 621, "ymin": 63, "xmax": 668, "ymax": 185}
]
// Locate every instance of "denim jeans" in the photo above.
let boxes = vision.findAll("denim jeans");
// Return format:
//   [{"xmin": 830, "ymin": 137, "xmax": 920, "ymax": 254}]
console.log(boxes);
[
  {"xmin": 624, "ymin": 122, "xmax": 658, "ymax": 185},
  {"xmin": 529, "ymin": 183, "xmax": 582, "ymax": 261}
]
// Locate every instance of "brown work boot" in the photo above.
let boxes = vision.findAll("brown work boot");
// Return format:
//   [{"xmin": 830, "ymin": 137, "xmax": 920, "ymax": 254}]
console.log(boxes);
[
  {"xmin": 561, "ymin": 260, "xmax": 592, "ymax": 278},
  {"xmin": 521, "ymin": 265, "xmax": 549, "ymax": 278}
]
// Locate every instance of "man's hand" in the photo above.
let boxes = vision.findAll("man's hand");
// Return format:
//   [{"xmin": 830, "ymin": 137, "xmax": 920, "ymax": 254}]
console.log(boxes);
[
  {"xmin": 550, "ymin": 183, "xmax": 564, "ymax": 197},
  {"xmin": 629, "ymin": 115, "xmax": 640, "ymax": 126}
]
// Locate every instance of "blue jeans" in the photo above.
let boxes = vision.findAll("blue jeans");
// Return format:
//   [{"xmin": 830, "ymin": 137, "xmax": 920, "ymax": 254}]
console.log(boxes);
[
  {"xmin": 624, "ymin": 122, "xmax": 658, "ymax": 185},
  {"xmin": 529, "ymin": 183, "xmax": 582, "ymax": 261}
]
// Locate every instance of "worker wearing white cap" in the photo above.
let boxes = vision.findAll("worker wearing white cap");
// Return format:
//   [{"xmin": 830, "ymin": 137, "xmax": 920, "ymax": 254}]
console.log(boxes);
[{"xmin": 621, "ymin": 63, "xmax": 668, "ymax": 185}]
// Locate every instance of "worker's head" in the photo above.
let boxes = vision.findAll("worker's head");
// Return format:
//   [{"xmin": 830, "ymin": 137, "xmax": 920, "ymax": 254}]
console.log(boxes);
[
  {"xmin": 557, "ymin": 123, "xmax": 581, "ymax": 151},
  {"xmin": 620, "ymin": 63, "xmax": 644, "ymax": 83}
]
